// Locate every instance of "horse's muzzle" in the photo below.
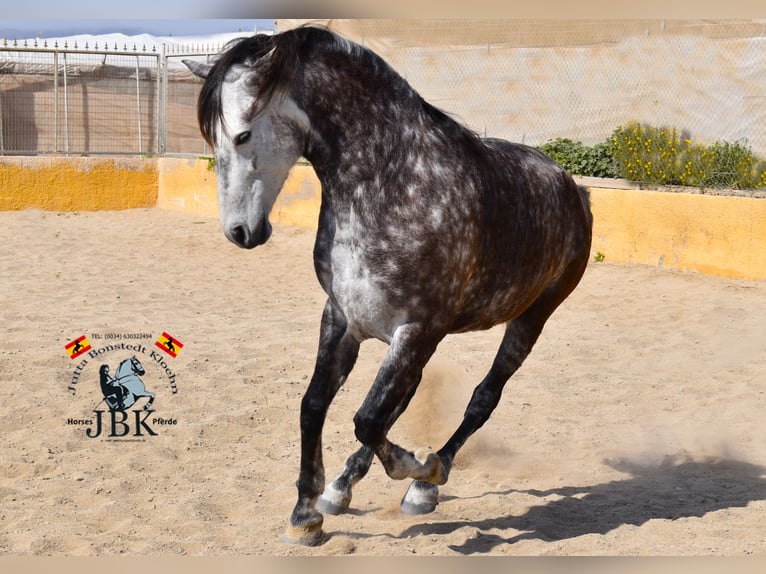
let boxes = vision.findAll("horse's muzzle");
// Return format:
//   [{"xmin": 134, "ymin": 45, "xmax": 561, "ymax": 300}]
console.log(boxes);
[{"xmin": 227, "ymin": 219, "xmax": 272, "ymax": 249}]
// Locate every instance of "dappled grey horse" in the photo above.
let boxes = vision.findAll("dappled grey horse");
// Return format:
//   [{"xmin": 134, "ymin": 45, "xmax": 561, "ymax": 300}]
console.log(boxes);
[{"xmin": 185, "ymin": 26, "xmax": 592, "ymax": 545}]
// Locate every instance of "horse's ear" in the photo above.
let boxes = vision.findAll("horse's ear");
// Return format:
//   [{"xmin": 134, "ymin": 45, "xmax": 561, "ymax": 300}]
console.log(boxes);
[{"xmin": 183, "ymin": 59, "xmax": 213, "ymax": 79}]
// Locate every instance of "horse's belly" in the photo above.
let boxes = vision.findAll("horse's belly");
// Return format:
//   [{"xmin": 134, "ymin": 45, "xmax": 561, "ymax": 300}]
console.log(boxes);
[{"xmin": 448, "ymin": 292, "xmax": 534, "ymax": 333}]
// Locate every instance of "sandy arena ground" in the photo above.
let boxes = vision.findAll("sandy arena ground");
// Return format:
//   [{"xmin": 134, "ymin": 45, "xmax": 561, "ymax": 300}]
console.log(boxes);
[{"xmin": 1, "ymin": 208, "xmax": 765, "ymax": 556}]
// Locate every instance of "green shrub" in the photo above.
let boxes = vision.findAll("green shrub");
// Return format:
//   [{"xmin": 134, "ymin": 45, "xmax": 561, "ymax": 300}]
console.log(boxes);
[
  {"xmin": 611, "ymin": 123, "xmax": 685, "ymax": 185},
  {"xmin": 536, "ymin": 138, "xmax": 584, "ymax": 172},
  {"xmin": 536, "ymin": 137, "xmax": 620, "ymax": 179},
  {"xmin": 704, "ymin": 140, "xmax": 756, "ymax": 189},
  {"xmin": 610, "ymin": 122, "xmax": 765, "ymax": 190},
  {"xmin": 538, "ymin": 122, "xmax": 766, "ymax": 191},
  {"xmin": 586, "ymin": 140, "xmax": 621, "ymax": 179}
]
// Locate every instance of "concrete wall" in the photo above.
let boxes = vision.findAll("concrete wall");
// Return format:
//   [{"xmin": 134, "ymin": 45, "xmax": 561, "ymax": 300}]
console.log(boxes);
[
  {"xmin": 156, "ymin": 158, "xmax": 766, "ymax": 281},
  {"xmin": 590, "ymin": 188, "xmax": 766, "ymax": 281},
  {"xmin": 3, "ymin": 156, "xmax": 765, "ymax": 281},
  {"xmin": 0, "ymin": 156, "xmax": 157, "ymax": 211},
  {"xmin": 156, "ymin": 157, "xmax": 218, "ymax": 217},
  {"xmin": 157, "ymin": 158, "xmax": 322, "ymax": 229}
]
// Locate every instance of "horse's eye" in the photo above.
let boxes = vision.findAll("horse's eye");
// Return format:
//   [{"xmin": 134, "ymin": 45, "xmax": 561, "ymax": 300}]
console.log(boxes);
[{"xmin": 234, "ymin": 131, "xmax": 251, "ymax": 146}]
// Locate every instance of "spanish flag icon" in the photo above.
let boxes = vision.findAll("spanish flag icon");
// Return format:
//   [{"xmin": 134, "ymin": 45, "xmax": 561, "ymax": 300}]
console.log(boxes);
[
  {"xmin": 65, "ymin": 335, "xmax": 91, "ymax": 360},
  {"xmin": 155, "ymin": 332, "xmax": 183, "ymax": 358}
]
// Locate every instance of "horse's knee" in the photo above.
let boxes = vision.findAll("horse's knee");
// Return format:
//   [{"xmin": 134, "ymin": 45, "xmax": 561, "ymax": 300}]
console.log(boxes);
[{"xmin": 352, "ymin": 412, "xmax": 383, "ymax": 447}]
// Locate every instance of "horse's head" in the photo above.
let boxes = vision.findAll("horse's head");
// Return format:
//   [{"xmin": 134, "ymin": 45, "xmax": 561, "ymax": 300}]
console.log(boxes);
[
  {"xmin": 185, "ymin": 34, "xmax": 310, "ymax": 249},
  {"xmin": 129, "ymin": 356, "xmax": 145, "ymax": 376}
]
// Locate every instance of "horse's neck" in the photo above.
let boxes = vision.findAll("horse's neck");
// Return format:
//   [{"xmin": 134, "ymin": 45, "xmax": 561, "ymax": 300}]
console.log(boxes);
[{"xmin": 300, "ymin": 52, "xmax": 421, "ymax": 186}]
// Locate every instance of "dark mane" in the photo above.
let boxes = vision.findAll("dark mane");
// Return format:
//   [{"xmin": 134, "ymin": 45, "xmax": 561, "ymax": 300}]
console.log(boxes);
[
  {"xmin": 198, "ymin": 27, "xmax": 340, "ymax": 146},
  {"xmin": 198, "ymin": 31, "xmax": 295, "ymax": 146},
  {"xmin": 197, "ymin": 26, "xmax": 482, "ymax": 149}
]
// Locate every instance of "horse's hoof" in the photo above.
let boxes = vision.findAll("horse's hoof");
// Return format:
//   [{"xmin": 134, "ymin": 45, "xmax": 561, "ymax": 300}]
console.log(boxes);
[
  {"xmin": 316, "ymin": 482, "xmax": 351, "ymax": 515},
  {"xmin": 401, "ymin": 480, "xmax": 439, "ymax": 515},
  {"xmin": 284, "ymin": 520, "xmax": 326, "ymax": 546}
]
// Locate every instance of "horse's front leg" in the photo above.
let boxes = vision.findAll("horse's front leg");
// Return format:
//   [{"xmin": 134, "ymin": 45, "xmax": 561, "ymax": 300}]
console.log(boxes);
[
  {"xmin": 316, "ymin": 445, "xmax": 373, "ymax": 515},
  {"xmin": 285, "ymin": 300, "xmax": 360, "ymax": 546},
  {"xmin": 353, "ymin": 324, "xmax": 446, "ymax": 485},
  {"xmin": 318, "ymin": 369, "xmax": 424, "ymax": 515}
]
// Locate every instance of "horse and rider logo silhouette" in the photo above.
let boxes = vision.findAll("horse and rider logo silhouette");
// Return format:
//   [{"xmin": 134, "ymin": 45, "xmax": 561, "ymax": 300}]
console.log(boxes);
[{"xmin": 97, "ymin": 355, "xmax": 155, "ymax": 411}]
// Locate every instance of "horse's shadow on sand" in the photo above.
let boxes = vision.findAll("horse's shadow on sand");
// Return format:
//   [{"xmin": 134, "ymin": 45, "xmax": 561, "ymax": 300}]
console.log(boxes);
[{"xmin": 387, "ymin": 453, "xmax": 766, "ymax": 554}]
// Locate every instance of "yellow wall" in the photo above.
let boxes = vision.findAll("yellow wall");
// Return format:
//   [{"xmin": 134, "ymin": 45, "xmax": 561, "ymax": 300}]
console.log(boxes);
[
  {"xmin": 156, "ymin": 157, "xmax": 218, "ymax": 216},
  {"xmin": 0, "ymin": 157, "xmax": 157, "ymax": 211},
  {"xmin": 590, "ymin": 188, "xmax": 766, "ymax": 281},
  {"xmin": 157, "ymin": 158, "xmax": 321, "ymax": 227},
  {"xmin": 155, "ymin": 159, "xmax": 766, "ymax": 280},
  {"xmin": 3, "ymin": 156, "xmax": 765, "ymax": 280},
  {"xmin": 271, "ymin": 164, "xmax": 322, "ymax": 228}
]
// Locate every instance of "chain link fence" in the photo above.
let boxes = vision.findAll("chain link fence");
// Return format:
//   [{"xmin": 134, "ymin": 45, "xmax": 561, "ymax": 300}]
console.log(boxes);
[
  {"xmin": 162, "ymin": 47, "xmax": 219, "ymax": 157},
  {"xmin": 3, "ymin": 20, "xmax": 766, "ymax": 157},
  {"xmin": 282, "ymin": 19, "xmax": 766, "ymax": 156}
]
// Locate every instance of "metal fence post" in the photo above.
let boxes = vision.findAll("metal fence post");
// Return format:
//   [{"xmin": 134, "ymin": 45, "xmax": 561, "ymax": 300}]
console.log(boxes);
[
  {"xmin": 54, "ymin": 50, "xmax": 58, "ymax": 152},
  {"xmin": 135, "ymin": 54, "xmax": 142, "ymax": 155},
  {"xmin": 158, "ymin": 44, "xmax": 167, "ymax": 155},
  {"xmin": 0, "ymin": 87, "xmax": 4, "ymax": 154},
  {"xmin": 62, "ymin": 51, "xmax": 69, "ymax": 155}
]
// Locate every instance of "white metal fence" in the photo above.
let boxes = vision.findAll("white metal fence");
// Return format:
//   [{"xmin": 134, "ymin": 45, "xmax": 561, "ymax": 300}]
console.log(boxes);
[{"xmin": 0, "ymin": 38, "xmax": 220, "ymax": 156}]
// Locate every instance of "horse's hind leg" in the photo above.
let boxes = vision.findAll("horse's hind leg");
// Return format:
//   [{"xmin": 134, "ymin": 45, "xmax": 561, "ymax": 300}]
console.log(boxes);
[
  {"xmin": 399, "ymin": 317, "xmax": 540, "ymax": 514},
  {"xmin": 402, "ymin": 262, "xmax": 588, "ymax": 514},
  {"xmin": 286, "ymin": 300, "xmax": 360, "ymax": 546},
  {"xmin": 400, "ymin": 316, "xmax": 544, "ymax": 514}
]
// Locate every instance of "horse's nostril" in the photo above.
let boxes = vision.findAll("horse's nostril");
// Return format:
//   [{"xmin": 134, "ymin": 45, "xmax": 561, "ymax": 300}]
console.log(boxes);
[
  {"xmin": 231, "ymin": 225, "xmax": 248, "ymax": 247},
  {"xmin": 256, "ymin": 220, "xmax": 272, "ymax": 245},
  {"xmin": 227, "ymin": 220, "xmax": 270, "ymax": 249}
]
